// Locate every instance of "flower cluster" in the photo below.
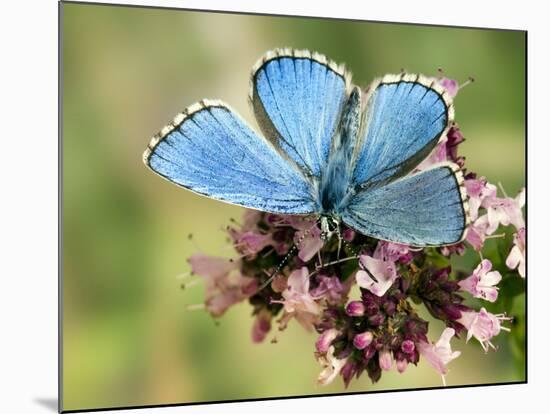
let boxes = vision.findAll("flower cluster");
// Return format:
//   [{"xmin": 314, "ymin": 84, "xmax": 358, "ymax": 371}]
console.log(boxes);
[{"xmin": 183, "ymin": 76, "xmax": 525, "ymax": 387}]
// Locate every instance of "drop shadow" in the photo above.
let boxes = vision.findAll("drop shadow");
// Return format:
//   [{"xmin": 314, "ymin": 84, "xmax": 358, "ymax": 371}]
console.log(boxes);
[{"xmin": 34, "ymin": 398, "xmax": 58, "ymax": 412}]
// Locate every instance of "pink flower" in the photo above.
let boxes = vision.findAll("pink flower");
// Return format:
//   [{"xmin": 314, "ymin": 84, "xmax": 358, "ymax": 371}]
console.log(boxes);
[
  {"xmin": 438, "ymin": 77, "xmax": 459, "ymax": 97},
  {"xmin": 458, "ymin": 259, "xmax": 502, "ymax": 302},
  {"xmin": 506, "ymin": 227, "xmax": 526, "ymax": 277},
  {"xmin": 353, "ymin": 331, "xmax": 374, "ymax": 350},
  {"xmin": 251, "ymin": 309, "xmax": 272, "ymax": 343},
  {"xmin": 457, "ymin": 308, "xmax": 511, "ymax": 352},
  {"xmin": 417, "ymin": 327, "xmax": 461, "ymax": 385},
  {"xmin": 439, "ymin": 243, "xmax": 465, "ymax": 257},
  {"xmin": 229, "ymin": 229, "xmax": 274, "ymax": 257},
  {"xmin": 465, "ymin": 215, "xmax": 491, "ymax": 251},
  {"xmin": 188, "ymin": 254, "xmax": 256, "ymax": 317},
  {"xmin": 270, "ymin": 274, "xmax": 288, "ymax": 293},
  {"xmin": 317, "ymin": 346, "xmax": 348, "ymax": 386},
  {"xmin": 485, "ymin": 188, "xmax": 525, "ymax": 234},
  {"xmin": 294, "ymin": 223, "xmax": 323, "ymax": 262},
  {"xmin": 273, "ymin": 267, "xmax": 321, "ymax": 330},
  {"xmin": 375, "ymin": 241, "xmax": 411, "ymax": 263},
  {"xmin": 416, "ymin": 138, "xmax": 448, "ymax": 171},
  {"xmin": 356, "ymin": 254, "xmax": 398, "ymax": 297},
  {"xmin": 275, "ymin": 215, "xmax": 323, "ymax": 262},
  {"xmin": 464, "ymin": 178, "xmax": 497, "ymax": 222},
  {"xmin": 188, "ymin": 254, "xmax": 240, "ymax": 282},
  {"xmin": 445, "ymin": 127, "xmax": 465, "ymax": 162},
  {"xmin": 316, "ymin": 328, "xmax": 339, "ymax": 353},
  {"xmin": 241, "ymin": 210, "xmax": 262, "ymax": 231},
  {"xmin": 417, "ymin": 124, "xmax": 465, "ymax": 171},
  {"xmin": 310, "ymin": 275, "xmax": 348, "ymax": 306},
  {"xmin": 378, "ymin": 350, "xmax": 393, "ymax": 371}
]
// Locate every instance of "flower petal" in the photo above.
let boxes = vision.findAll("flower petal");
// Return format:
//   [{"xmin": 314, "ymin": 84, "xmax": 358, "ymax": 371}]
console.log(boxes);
[{"xmin": 357, "ymin": 255, "xmax": 397, "ymax": 297}]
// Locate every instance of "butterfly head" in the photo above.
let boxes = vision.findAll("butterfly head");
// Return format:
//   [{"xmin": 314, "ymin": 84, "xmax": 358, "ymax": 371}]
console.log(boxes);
[{"xmin": 319, "ymin": 215, "xmax": 340, "ymax": 242}]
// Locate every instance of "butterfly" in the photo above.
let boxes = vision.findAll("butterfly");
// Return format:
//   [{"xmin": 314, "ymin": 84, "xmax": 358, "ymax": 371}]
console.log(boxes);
[{"xmin": 143, "ymin": 48, "xmax": 470, "ymax": 247}]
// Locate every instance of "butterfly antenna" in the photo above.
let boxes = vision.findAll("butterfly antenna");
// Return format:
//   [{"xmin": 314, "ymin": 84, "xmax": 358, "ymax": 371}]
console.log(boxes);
[
  {"xmin": 340, "ymin": 236, "xmax": 360, "ymax": 257},
  {"xmin": 256, "ymin": 222, "xmax": 315, "ymax": 292},
  {"xmin": 256, "ymin": 244, "xmax": 299, "ymax": 292},
  {"xmin": 359, "ymin": 260, "xmax": 379, "ymax": 283}
]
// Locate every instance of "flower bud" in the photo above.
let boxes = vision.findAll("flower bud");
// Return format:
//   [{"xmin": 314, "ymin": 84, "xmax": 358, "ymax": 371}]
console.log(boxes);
[
  {"xmin": 442, "ymin": 304, "xmax": 463, "ymax": 320},
  {"xmin": 341, "ymin": 360, "xmax": 357, "ymax": 388},
  {"xmin": 400, "ymin": 278, "xmax": 410, "ymax": 293},
  {"xmin": 401, "ymin": 339, "xmax": 415, "ymax": 354},
  {"xmin": 398, "ymin": 252, "xmax": 413, "ymax": 265},
  {"xmin": 378, "ymin": 350, "xmax": 393, "ymax": 371},
  {"xmin": 363, "ymin": 345, "xmax": 376, "ymax": 360},
  {"xmin": 343, "ymin": 227, "xmax": 356, "ymax": 242},
  {"xmin": 408, "ymin": 350, "xmax": 420, "ymax": 364},
  {"xmin": 353, "ymin": 331, "xmax": 374, "ymax": 350},
  {"xmin": 251, "ymin": 312, "xmax": 271, "ymax": 343},
  {"xmin": 365, "ymin": 301, "xmax": 379, "ymax": 316},
  {"xmin": 241, "ymin": 279, "xmax": 259, "ymax": 296},
  {"xmin": 389, "ymin": 334, "xmax": 402, "ymax": 349},
  {"xmin": 275, "ymin": 243, "xmax": 290, "ymax": 255},
  {"xmin": 315, "ymin": 328, "xmax": 339, "ymax": 353},
  {"xmin": 270, "ymin": 274, "xmax": 287, "ymax": 293},
  {"xmin": 368, "ymin": 312, "xmax": 385, "ymax": 327},
  {"xmin": 441, "ymin": 280, "xmax": 459, "ymax": 293},
  {"xmin": 435, "ymin": 266, "xmax": 451, "ymax": 283},
  {"xmin": 334, "ymin": 344, "xmax": 353, "ymax": 359},
  {"xmin": 396, "ymin": 358, "xmax": 408, "ymax": 373},
  {"xmin": 346, "ymin": 301, "xmax": 366, "ymax": 317},
  {"xmin": 383, "ymin": 300, "xmax": 396, "ymax": 316}
]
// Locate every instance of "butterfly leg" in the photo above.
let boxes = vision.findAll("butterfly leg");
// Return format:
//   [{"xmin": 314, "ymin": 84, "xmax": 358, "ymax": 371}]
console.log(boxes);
[
  {"xmin": 317, "ymin": 250, "xmax": 324, "ymax": 267},
  {"xmin": 256, "ymin": 244, "xmax": 299, "ymax": 292}
]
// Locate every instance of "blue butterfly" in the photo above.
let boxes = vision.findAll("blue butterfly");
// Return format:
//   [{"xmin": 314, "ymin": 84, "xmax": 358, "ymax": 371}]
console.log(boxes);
[{"xmin": 143, "ymin": 48, "xmax": 470, "ymax": 247}]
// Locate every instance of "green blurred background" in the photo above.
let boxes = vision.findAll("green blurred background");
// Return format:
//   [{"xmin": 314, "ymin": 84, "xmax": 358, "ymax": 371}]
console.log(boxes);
[{"xmin": 62, "ymin": 2, "xmax": 526, "ymax": 411}]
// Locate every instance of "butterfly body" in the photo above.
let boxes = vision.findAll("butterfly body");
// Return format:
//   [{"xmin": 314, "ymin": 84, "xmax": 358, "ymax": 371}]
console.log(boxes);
[
  {"xmin": 319, "ymin": 86, "xmax": 361, "ymax": 216},
  {"xmin": 144, "ymin": 48, "xmax": 470, "ymax": 247}
]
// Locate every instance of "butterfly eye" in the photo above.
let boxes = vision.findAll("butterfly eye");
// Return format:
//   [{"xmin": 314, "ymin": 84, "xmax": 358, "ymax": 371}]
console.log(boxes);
[{"xmin": 327, "ymin": 217, "xmax": 339, "ymax": 232}]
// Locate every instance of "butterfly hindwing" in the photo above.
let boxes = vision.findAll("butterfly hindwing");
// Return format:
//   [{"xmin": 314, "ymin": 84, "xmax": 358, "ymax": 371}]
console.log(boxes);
[
  {"xmin": 341, "ymin": 163, "xmax": 469, "ymax": 246},
  {"xmin": 352, "ymin": 74, "xmax": 454, "ymax": 190},
  {"xmin": 144, "ymin": 100, "xmax": 316, "ymax": 214},
  {"xmin": 250, "ymin": 48, "xmax": 351, "ymax": 178}
]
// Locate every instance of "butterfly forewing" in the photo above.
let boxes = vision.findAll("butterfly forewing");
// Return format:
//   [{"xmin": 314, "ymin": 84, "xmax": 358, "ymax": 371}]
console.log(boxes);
[
  {"xmin": 144, "ymin": 100, "xmax": 316, "ymax": 214},
  {"xmin": 250, "ymin": 48, "xmax": 351, "ymax": 179},
  {"xmin": 351, "ymin": 74, "xmax": 454, "ymax": 190}
]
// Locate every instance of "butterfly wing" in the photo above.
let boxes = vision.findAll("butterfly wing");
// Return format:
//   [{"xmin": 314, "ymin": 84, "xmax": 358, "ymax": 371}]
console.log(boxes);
[
  {"xmin": 352, "ymin": 74, "xmax": 454, "ymax": 190},
  {"xmin": 336, "ymin": 73, "xmax": 467, "ymax": 246},
  {"xmin": 341, "ymin": 163, "xmax": 470, "ymax": 246},
  {"xmin": 250, "ymin": 48, "xmax": 351, "ymax": 178},
  {"xmin": 143, "ymin": 100, "xmax": 316, "ymax": 214}
]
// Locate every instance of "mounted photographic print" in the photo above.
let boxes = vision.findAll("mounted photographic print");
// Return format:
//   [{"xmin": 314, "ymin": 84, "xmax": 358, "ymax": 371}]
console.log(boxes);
[{"xmin": 60, "ymin": 1, "xmax": 526, "ymax": 412}]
